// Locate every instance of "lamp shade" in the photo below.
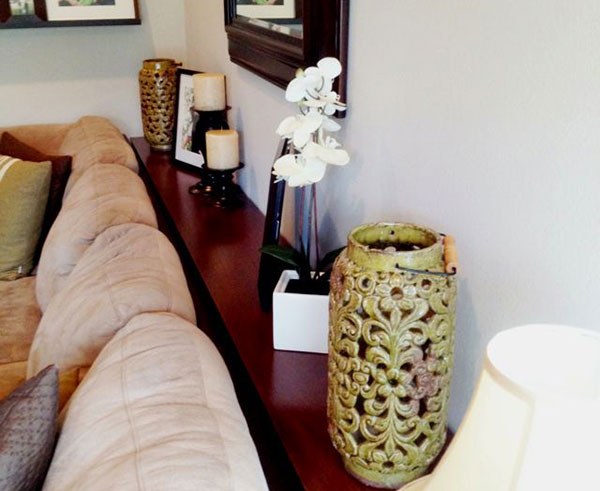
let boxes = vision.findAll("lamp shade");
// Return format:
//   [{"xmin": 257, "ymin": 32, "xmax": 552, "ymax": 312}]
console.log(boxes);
[{"xmin": 404, "ymin": 324, "xmax": 600, "ymax": 491}]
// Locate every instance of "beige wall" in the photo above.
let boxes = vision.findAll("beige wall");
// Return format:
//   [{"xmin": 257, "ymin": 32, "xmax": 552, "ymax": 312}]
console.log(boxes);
[
  {"xmin": 2, "ymin": 0, "xmax": 597, "ymax": 430},
  {"xmin": 0, "ymin": 0, "xmax": 187, "ymax": 135},
  {"xmin": 186, "ymin": 0, "xmax": 600, "ymax": 428}
]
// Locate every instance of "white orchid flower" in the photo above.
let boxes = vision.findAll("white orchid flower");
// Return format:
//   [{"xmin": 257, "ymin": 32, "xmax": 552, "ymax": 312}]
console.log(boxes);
[
  {"xmin": 321, "ymin": 91, "xmax": 347, "ymax": 115},
  {"xmin": 276, "ymin": 113, "xmax": 323, "ymax": 148},
  {"xmin": 273, "ymin": 153, "xmax": 327, "ymax": 187},
  {"xmin": 317, "ymin": 57, "xmax": 342, "ymax": 80},
  {"xmin": 303, "ymin": 91, "xmax": 346, "ymax": 115},
  {"xmin": 303, "ymin": 138, "xmax": 350, "ymax": 166},
  {"xmin": 276, "ymin": 56, "xmax": 349, "ymax": 188},
  {"xmin": 285, "ymin": 57, "xmax": 343, "ymax": 103},
  {"xmin": 285, "ymin": 68, "xmax": 323, "ymax": 103},
  {"xmin": 276, "ymin": 111, "xmax": 341, "ymax": 148},
  {"xmin": 273, "ymin": 137, "xmax": 347, "ymax": 186},
  {"xmin": 321, "ymin": 116, "xmax": 341, "ymax": 132}
]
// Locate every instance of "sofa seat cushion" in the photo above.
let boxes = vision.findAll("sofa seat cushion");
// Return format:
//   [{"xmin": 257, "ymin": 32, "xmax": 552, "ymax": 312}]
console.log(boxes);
[
  {"xmin": 0, "ymin": 361, "xmax": 27, "ymax": 401},
  {"xmin": 36, "ymin": 165, "xmax": 157, "ymax": 311},
  {"xmin": 0, "ymin": 276, "xmax": 40, "ymax": 364},
  {"xmin": 28, "ymin": 224, "xmax": 195, "ymax": 377},
  {"xmin": 43, "ymin": 313, "xmax": 268, "ymax": 491},
  {"xmin": 58, "ymin": 117, "xmax": 138, "ymax": 198},
  {"xmin": 0, "ymin": 361, "xmax": 87, "ymax": 412}
]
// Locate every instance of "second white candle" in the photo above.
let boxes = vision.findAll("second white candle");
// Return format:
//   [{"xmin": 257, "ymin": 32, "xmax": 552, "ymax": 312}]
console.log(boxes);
[{"xmin": 206, "ymin": 129, "xmax": 239, "ymax": 170}]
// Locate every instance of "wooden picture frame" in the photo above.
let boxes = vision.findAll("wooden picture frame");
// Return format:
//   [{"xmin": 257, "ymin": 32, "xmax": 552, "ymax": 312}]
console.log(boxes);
[
  {"xmin": 236, "ymin": 0, "xmax": 296, "ymax": 20},
  {"xmin": 171, "ymin": 68, "xmax": 205, "ymax": 171},
  {"xmin": 224, "ymin": 0, "xmax": 349, "ymax": 116},
  {"xmin": 1, "ymin": 0, "xmax": 47, "ymax": 26},
  {"xmin": 257, "ymin": 138, "xmax": 289, "ymax": 311},
  {"xmin": 0, "ymin": 0, "xmax": 139, "ymax": 28}
]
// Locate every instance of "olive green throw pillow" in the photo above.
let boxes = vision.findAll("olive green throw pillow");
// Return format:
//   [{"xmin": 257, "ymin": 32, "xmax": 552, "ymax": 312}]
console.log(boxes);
[{"xmin": 0, "ymin": 155, "xmax": 51, "ymax": 280}]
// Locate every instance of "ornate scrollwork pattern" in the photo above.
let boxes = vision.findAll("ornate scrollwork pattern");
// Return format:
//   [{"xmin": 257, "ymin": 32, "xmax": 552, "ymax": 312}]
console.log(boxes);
[
  {"xmin": 139, "ymin": 63, "xmax": 178, "ymax": 150},
  {"xmin": 328, "ymin": 251, "xmax": 457, "ymax": 484}
]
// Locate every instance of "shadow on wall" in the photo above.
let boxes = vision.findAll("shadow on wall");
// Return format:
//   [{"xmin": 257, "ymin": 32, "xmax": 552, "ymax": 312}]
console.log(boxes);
[
  {"xmin": 0, "ymin": 24, "xmax": 155, "ymax": 85},
  {"xmin": 0, "ymin": 0, "xmax": 187, "ymax": 134},
  {"xmin": 447, "ymin": 279, "xmax": 480, "ymax": 429},
  {"xmin": 316, "ymin": 141, "xmax": 366, "ymax": 253}
]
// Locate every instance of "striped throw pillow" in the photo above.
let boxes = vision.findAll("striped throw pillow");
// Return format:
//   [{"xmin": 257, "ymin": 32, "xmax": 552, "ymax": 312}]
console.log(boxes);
[{"xmin": 0, "ymin": 155, "xmax": 51, "ymax": 280}]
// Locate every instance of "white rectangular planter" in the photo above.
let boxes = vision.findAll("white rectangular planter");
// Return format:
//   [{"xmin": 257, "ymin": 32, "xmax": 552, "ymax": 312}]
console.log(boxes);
[{"xmin": 272, "ymin": 270, "xmax": 330, "ymax": 354}]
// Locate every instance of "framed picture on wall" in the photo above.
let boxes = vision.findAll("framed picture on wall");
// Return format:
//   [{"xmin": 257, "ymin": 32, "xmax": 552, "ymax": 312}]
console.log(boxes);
[
  {"xmin": 0, "ymin": 0, "xmax": 139, "ymax": 27},
  {"xmin": 45, "ymin": 0, "xmax": 138, "ymax": 22},
  {"xmin": 236, "ymin": 0, "xmax": 296, "ymax": 20},
  {"xmin": 171, "ymin": 68, "xmax": 205, "ymax": 170}
]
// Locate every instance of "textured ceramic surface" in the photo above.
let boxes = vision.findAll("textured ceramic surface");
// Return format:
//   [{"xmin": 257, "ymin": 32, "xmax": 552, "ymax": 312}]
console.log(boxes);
[
  {"xmin": 327, "ymin": 223, "xmax": 457, "ymax": 488},
  {"xmin": 139, "ymin": 59, "xmax": 179, "ymax": 151}
]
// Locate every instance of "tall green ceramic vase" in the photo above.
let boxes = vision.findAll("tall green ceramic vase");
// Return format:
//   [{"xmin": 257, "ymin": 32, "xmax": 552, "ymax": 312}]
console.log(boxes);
[
  {"xmin": 139, "ymin": 58, "xmax": 180, "ymax": 151},
  {"xmin": 327, "ymin": 223, "xmax": 457, "ymax": 488}
]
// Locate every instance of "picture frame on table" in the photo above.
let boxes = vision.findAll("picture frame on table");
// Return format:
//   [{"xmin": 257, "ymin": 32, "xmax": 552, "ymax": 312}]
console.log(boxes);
[
  {"xmin": 171, "ymin": 68, "xmax": 206, "ymax": 170},
  {"xmin": 0, "ymin": 0, "xmax": 139, "ymax": 28},
  {"xmin": 236, "ymin": 0, "xmax": 296, "ymax": 20},
  {"xmin": 257, "ymin": 138, "xmax": 290, "ymax": 311}
]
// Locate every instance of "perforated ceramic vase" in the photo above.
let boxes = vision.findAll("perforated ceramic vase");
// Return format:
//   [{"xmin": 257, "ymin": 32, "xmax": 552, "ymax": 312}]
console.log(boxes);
[
  {"xmin": 139, "ymin": 58, "xmax": 180, "ymax": 151},
  {"xmin": 327, "ymin": 223, "xmax": 457, "ymax": 488}
]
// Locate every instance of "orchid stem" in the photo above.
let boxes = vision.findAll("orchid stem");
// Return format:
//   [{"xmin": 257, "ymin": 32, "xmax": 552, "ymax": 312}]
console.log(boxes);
[
  {"xmin": 313, "ymin": 184, "xmax": 320, "ymax": 271},
  {"xmin": 298, "ymin": 184, "xmax": 314, "ymax": 273},
  {"xmin": 298, "ymin": 186, "xmax": 305, "ymax": 256}
]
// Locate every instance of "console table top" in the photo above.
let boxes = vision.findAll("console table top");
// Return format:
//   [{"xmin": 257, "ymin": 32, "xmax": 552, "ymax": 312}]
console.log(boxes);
[{"xmin": 132, "ymin": 138, "xmax": 375, "ymax": 490}]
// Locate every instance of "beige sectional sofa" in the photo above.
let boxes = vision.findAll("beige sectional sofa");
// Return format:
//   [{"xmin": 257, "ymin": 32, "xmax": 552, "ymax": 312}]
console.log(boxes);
[{"xmin": 0, "ymin": 117, "xmax": 268, "ymax": 490}]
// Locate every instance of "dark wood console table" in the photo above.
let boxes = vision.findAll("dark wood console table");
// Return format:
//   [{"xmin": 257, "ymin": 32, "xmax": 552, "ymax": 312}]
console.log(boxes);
[
  {"xmin": 132, "ymin": 138, "xmax": 450, "ymax": 490},
  {"xmin": 132, "ymin": 138, "xmax": 374, "ymax": 490}
]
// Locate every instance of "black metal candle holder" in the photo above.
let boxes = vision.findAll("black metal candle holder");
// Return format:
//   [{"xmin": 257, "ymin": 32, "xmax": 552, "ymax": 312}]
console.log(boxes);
[
  {"xmin": 188, "ymin": 107, "xmax": 230, "ymax": 196},
  {"xmin": 195, "ymin": 163, "xmax": 244, "ymax": 208},
  {"xmin": 190, "ymin": 107, "xmax": 229, "ymax": 160}
]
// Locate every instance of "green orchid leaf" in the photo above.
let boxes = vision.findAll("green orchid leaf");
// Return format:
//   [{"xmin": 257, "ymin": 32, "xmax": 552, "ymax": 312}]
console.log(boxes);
[
  {"xmin": 259, "ymin": 244, "xmax": 302, "ymax": 268},
  {"xmin": 318, "ymin": 246, "xmax": 345, "ymax": 271}
]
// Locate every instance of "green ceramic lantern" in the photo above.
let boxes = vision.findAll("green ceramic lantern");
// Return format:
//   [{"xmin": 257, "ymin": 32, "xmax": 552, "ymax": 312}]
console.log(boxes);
[
  {"xmin": 327, "ymin": 223, "xmax": 457, "ymax": 488},
  {"xmin": 139, "ymin": 58, "xmax": 180, "ymax": 151}
]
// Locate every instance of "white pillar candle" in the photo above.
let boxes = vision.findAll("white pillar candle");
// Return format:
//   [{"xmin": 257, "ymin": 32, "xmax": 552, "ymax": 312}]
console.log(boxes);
[
  {"xmin": 192, "ymin": 73, "xmax": 227, "ymax": 111},
  {"xmin": 206, "ymin": 130, "xmax": 239, "ymax": 170}
]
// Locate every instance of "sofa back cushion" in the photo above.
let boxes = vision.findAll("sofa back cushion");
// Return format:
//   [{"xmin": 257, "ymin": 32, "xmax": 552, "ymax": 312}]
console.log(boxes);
[
  {"xmin": 36, "ymin": 164, "xmax": 157, "ymax": 311},
  {"xmin": 28, "ymin": 224, "xmax": 195, "ymax": 377},
  {"xmin": 0, "ymin": 156, "xmax": 51, "ymax": 280},
  {"xmin": 0, "ymin": 123, "xmax": 70, "ymax": 156},
  {"xmin": 43, "ymin": 313, "xmax": 268, "ymax": 491},
  {"xmin": 58, "ymin": 116, "xmax": 138, "ymax": 198}
]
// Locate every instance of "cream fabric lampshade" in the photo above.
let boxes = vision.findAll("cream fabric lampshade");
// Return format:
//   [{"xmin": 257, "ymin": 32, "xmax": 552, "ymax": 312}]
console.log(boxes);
[{"xmin": 404, "ymin": 324, "xmax": 600, "ymax": 491}]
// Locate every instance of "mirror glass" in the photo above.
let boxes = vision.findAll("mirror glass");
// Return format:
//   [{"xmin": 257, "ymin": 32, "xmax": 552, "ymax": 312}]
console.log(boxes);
[{"xmin": 235, "ymin": 0, "xmax": 303, "ymax": 39}]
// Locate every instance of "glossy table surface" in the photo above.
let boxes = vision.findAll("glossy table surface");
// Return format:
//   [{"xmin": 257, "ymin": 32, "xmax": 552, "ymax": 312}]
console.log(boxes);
[{"xmin": 132, "ymin": 138, "xmax": 375, "ymax": 490}]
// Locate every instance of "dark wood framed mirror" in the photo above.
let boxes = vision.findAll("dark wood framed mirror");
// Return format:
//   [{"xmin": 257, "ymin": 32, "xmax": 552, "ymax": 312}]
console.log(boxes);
[{"xmin": 224, "ymin": 0, "xmax": 349, "ymax": 105}]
